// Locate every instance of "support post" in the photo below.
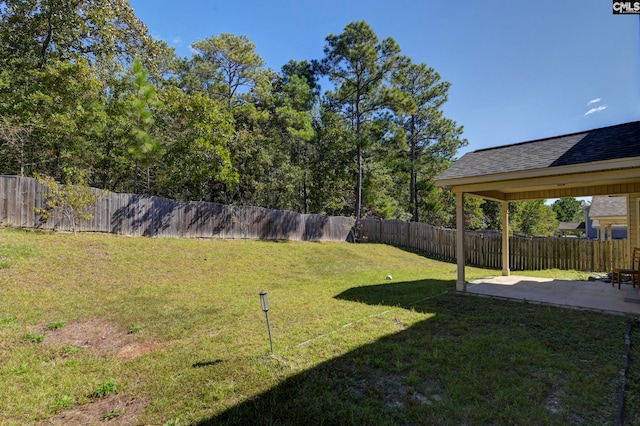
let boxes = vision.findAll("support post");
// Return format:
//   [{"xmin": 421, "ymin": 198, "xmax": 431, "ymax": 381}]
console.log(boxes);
[
  {"xmin": 501, "ymin": 200, "xmax": 510, "ymax": 276},
  {"xmin": 628, "ymin": 194, "xmax": 640, "ymax": 255},
  {"xmin": 456, "ymin": 192, "xmax": 466, "ymax": 291}
]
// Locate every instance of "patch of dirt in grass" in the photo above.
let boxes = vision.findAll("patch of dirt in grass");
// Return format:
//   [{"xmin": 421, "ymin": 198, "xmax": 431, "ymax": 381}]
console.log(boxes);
[
  {"xmin": 373, "ymin": 373, "xmax": 442, "ymax": 409},
  {"xmin": 41, "ymin": 395, "xmax": 148, "ymax": 426},
  {"xmin": 336, "ymin": 365, "xmax": 443, "ymax": 409},
  {"xmin": 43, "ymin": 318, "xmax": 164, "ymax": 360},
  {"xmin": 545, "ymin": 393, "xmax": 564, "ymax": 415}
]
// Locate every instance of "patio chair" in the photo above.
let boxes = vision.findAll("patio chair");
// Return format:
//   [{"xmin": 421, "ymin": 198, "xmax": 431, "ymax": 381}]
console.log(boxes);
[{"xmin": 612, "ymin": 247, "xmax": 640, "ymax": 289}]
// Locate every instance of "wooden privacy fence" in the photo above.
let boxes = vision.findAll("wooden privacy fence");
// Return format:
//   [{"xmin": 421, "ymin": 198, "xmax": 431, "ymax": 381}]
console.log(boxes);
[
  {"xmin": 0, "ymin": 175, "xmax": 355, "ymax": 241},
  {"xmin": 0, "ymin": 175, "xmax": 628, "ymax": 272},
  {"xmin": 356, "ymin": 218, "xmax": 628, "ymax": 273}
]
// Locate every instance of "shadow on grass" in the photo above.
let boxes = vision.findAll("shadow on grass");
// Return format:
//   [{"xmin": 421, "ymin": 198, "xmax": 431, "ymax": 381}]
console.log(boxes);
[
  {"xmin": 199, "ymin": 280, "xmax": 623, "ymax": 425},
  {"xmin": 333, "ymin": 278, "xmax": 454, "ymax": 309}
]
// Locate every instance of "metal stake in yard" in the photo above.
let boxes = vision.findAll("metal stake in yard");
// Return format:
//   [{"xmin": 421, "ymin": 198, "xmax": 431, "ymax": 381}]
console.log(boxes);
[{"xmin": 259, "ymin": 291, "xmax": 274, "ymax": 355}]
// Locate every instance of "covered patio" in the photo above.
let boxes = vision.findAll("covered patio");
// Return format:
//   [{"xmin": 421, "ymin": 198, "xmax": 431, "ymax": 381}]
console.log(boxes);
[
  {"xmin": 467, "ymin": 275, "xmax": 640, "ymax": 315},
  {"xmin": 435, "ymin": 121, "xmax": 640, "ymax": 311}
]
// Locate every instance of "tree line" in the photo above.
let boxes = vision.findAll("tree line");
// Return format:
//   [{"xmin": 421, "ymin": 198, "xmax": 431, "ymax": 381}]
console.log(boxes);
[{"xmin": 0, "ymin": 1, "xmax": 585, "ymax": 235}]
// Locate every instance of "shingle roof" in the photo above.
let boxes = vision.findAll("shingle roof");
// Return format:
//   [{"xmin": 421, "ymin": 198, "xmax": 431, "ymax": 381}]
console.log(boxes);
[
  {"xmin": 437, "ymin": 121, "xmax": 640, "ymax": 181},
  {"xmin": 589, "ymin": 196, "xmax": 627, "ymax": 217},
  {"xmin": 558, "ymin": 221, "xmax": 585, "ymax": 231}
]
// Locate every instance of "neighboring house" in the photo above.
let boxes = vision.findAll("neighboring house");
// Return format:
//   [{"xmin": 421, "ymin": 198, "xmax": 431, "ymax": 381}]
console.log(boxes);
[
  {"xmin": 586, "ymin": 195, "xmax": 627, "ymax": 240},
  {"xmin": 557, "ymin": 221, "xmax": 585, "ymax": 237}
]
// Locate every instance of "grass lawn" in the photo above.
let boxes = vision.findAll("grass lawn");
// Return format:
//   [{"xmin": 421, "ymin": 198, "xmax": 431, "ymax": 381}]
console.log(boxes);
[{"xmin": 0, "ymin": 227, "xmax": 636, "ymax": 425}]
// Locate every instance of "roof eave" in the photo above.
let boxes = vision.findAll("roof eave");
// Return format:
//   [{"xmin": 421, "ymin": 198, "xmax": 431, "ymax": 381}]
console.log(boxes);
[{"xmin": 435, "ymin": 156, "xmax": 640, "ymax": 188}]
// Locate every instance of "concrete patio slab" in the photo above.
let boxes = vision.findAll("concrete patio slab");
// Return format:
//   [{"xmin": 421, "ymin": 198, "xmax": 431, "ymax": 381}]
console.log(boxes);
[{"xmin": 467, "ymin": 275, "xmax": 640, "ymax": 316}]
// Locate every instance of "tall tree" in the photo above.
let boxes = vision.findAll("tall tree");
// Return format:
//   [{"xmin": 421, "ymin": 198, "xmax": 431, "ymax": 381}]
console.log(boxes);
[
  {"xmin": 393, "ymin": 60, "xmax": 467, "ymax": 222},
  {"xmin": 189, "ymin": 33, "xmax": 265, "ymax": 107},
  {"xmin": 307, "ymin": 106, "xmax": 354, "ymax": 216},
  {"xmin": 0, "ymin": 0, "xmax": 164, "ymax": 70},
  {"xmin": 154, "ymin": 86, "xmax": 236, "ymax": 201},
  {"xmin": 0, "ymin": 58, "xmax": 105, "ymax": 180},
  {"xmin": 0, "ymin": 0, "xmax": 170, "ymax": 185},
  {"xmin": 126, "ymin": 58, "xmax": 161, "ymax": 194},
  {"xmin": 281, "ymin": 59, "xmax": 321, "ymax": 98},
  {"xmin": 552, "ymin": 198, "xmax": 586, "ymax": 223},
  {"xmin": 319, "ymin": 20, "xmax": 403, "ymax": 219}
]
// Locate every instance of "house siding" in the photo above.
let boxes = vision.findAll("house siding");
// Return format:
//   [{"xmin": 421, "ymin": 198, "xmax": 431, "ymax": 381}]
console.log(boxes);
[{"xmin": 585, "ymin": 206, "xmax": 627, "ymax": 240}]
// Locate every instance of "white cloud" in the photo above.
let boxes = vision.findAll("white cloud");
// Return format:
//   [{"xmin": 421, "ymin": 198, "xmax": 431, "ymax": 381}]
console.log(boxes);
[
  {"xmin": 587, "ymin": 98, "xmax": 601, "ymax": 106},
  {"xmin": 584, "ymin": 105, "xmax": 607, "ymax": 116},
  {"xmin": 172, "ymin": 37, "xmax": 183, "ymax": 46}
]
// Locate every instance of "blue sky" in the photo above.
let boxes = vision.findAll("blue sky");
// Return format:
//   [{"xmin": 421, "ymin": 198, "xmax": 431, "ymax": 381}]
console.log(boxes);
[{"xmin": 128, "ymin": 0, "xmax": 639, "ymax": 157}]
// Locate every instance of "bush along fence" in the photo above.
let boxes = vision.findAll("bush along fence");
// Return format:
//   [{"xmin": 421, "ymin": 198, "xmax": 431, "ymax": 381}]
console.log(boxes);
[
  {"xmin": 0, "ymin": 175, "xmax": 355, "ymax": 241},
  {"xmin": 355, "ymin": 218, "xmax": 628, "ymax": 273}
]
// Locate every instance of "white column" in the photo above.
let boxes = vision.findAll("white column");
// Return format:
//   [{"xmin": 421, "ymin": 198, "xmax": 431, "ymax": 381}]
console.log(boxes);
[
  {"xmin": 501, "ymin": 200, "xmax": 510, "ymax": 276},
  {"xmin": 456, "ymin": 192, "xmax": 466, "ymax": 291}
]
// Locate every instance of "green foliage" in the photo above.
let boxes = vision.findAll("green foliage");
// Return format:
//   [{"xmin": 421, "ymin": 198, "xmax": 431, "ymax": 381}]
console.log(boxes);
[
  {"xmin": 190, "ymin": 33, "xmax": 265, "ymax": 106},
  {"xmin": 128, "ymin": 324, "xmax": 142, "ymax": 334},
  {"xmin": 126, "ymin": 57, "xmax": 162, "ymax": 194},
  {"xmin": 45, "ymin": 321, "xmax": 66, "ymax": 331},
  {"xmin": 552, "ymin": 197, "xmax": 586, "ymax": 223},
  {"xmin": 91, "ymin": 380, "xmax": 118, "ymax": 399},
  {"xmin": 320, "ymin": 20, "xmax": 405, "ymax": 218},
  {"xmin": 0, "ymin": 7, "xmax": 469, "ymax": 223},
  {"xmin": 35, "ymin": 173, "xmax": 106, "ymax": 234},
  {"xmin": 0, "ymin": 316, "xmax": 16, "ymax": 325},
  {"xmin": 0, "ymin": 115, "xmax": 32, "ymax": 176},
  {"xmin": 155, "ymin": 86, "xmax": 236, "ymax": 201},
  {"xmin": 307, "ymin": 108, "xmax": 354, "ymax": 215},
  {"xmin": 464, "ymin": 196, "xmax": 485, "ymax": 230},
  {"xmin": 52, "ymin": 395, "xmax": 74, "ymax": 411},
  {"xmin": 392, "ymin": 59, "xmax": 467, "ymax": 223},
  {"xmin": 22, "ymin": 333, "xmax": 45, "ymax": 343},
  {"xmin": 510, "ymin": 200, "xmax": 559, "ymax": 236},
  {"xmin": 1, "ymin": 59, "xmax": 105, "ymax": 179},
  {"xmin": 480, "ymin": 200, "xmax": 502, "ymax": 230},
  {"xmin": 0, "ymin": 0, "xmax": 164, "ymax": 69},
  {"xmin": 63, "ymin": 346, "xmax": 82, "ymax": 355}
]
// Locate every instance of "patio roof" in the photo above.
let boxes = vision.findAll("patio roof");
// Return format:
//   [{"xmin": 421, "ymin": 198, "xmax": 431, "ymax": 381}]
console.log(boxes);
[
  {"xmin": 435, "ymin": 121, "xmax": 640, "ymax": 292},
  {"xmin": 436, "ymin": 121, "xmax": 640, "ymax": 202}
]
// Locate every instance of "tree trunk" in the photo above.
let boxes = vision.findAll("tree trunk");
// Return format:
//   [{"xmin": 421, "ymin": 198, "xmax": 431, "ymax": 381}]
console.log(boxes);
[
  {"xmin": 355, "ymin": 88, "xmax": 362, "ymax": 220},
  {"xmin": 409, "ymin": 117, "xmax": 418, "ymax": 222},
  {"xmin": 356, "ymin": 144, "xmax": 362, "ymax": 219}
]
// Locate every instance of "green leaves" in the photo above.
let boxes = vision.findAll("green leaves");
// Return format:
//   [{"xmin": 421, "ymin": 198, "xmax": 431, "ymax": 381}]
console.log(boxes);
[
  {"xmin": 510, "ymin": 200, "xmax": 559, "ymax": 236},
  {"xmin": 190, "ymin": 33, "xmax": 265, "ymax": 106},
  {"xmin": 552, "ymin": 198, "xmax": 586, "ymax": 223},
  {"xmin": 34, "ymin": 173, "xmax": 106, "ymax": 235},
  {"xmin": 0, "ymin": 9, "xmax": 470, "ymax": 223}
]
